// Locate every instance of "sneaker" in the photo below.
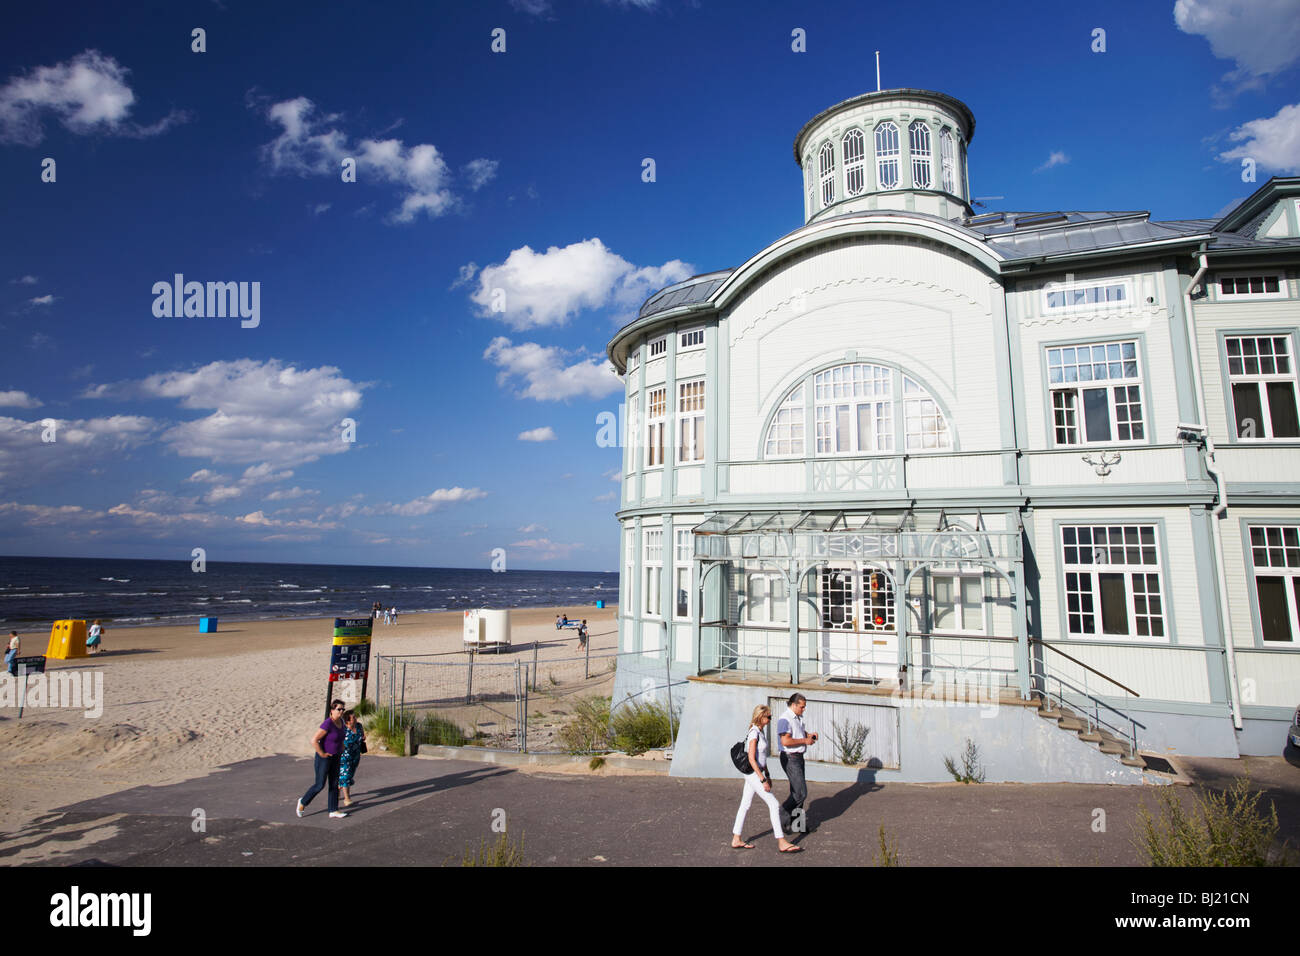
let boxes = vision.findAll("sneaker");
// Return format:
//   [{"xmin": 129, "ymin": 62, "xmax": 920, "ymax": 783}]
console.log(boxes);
[
  {"xmin": 328, "ymin": 811, "xmax": 348, "ymax": 819},
  {"xmin": 295, "ymin": 800, "xmax": 304, "ymax": 818}
]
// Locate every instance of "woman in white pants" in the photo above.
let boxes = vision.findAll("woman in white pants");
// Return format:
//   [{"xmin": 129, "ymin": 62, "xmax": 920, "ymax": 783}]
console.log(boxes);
[{"xmin": 731, "ymin": 704, "xmax": 802, "ymax": 852}]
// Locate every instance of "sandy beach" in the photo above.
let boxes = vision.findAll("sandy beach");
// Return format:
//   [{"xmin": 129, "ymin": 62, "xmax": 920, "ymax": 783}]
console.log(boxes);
[{"xmin": 0, "ymin": 605, "xmax": 618, "ymax": 839}]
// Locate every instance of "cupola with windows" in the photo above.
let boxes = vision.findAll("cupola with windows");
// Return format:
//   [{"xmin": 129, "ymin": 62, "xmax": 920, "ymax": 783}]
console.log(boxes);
[{"xmin": 793, "ymin": 88, "xmax": 975, "ymax": 224}]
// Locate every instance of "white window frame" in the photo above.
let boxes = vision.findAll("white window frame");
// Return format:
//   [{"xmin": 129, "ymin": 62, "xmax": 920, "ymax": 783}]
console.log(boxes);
[
  {"xmin": 625, "ymin": 391, "xmax": 639, "ymax": 473},
  {"xmin": 909, "ymin": 121, "xmax": 932, "ymax": 189},
  {"xmin": 646, "ymin": 386, "xmax": 666, "ymax": 468},
  {"xmin": 1217, "ymin": 273, "xmax": 1286, "ymax": 300},
  {"xmin": 674, "ymin": 528, "xmax": 693, "ymax": 620},
  {"xmin": 930, "ymin": 571, "xmax": 984, "ymax": 635},
  {"xmin": 648, "ymin": 336, "xmax": 667, "ymax": 358},
  {"xmin": 1061, "ymin": 525, "xmax": 1166, "ymax": 641},
  {"xmin": 643, "ymin": 528, "xmax": 663, "ymax": 618},
  {"xmin": 1247, "ymin": 525, "xmax": 1300, "ymax": 644},
  {"xmin": 678, "ymin": 326, "xmax": 704, "ymax": 352},
  {"xmin": 1226, "ymin": 334, "xmax": 1300, "ymax": 440},
  {"xmin": 745, "ymin": 571, "xmax": 789, "ymax": 625},
  {"xmin": 1042, "ymin": 278, "xmax": 1133, "ymax": 314},
  {"xmin": 874, "ymin": 122, "xmax": 900, "ymax": 191},
  {"xmin": 764, "ymin": 384, "xmax": 806, "ymax": 458},
  {"xmin": 626, "ymin": 347, "xmax": 639, "ymax": 374},
  {"xmin": 1047, "ymin": 340, "xmax": 1146, "ymax": 447},
  {"xmin": 842, "ymin": 128, "xmax": 865, "ymax": 197},
  {"xmin": 819, "ymin": 141, "xmax": 836, "ymax": 208},
  {"xmin": 814, "ymin": 364, "xmax": 893, "ymax": 456},
  {"xmin": 676, "ymin": 378, "xmax": 705, "ymax": 464},
  {"xmin": 902, "ymin": 375, "xmax": 951, "ymax": 451},
  {"xmin": 940, "ymin": 128, "xmax": 957, "ymax": 194},
  {"xmin": 624, "ymin": 526, "xmax": 636, "ymax": 619}
]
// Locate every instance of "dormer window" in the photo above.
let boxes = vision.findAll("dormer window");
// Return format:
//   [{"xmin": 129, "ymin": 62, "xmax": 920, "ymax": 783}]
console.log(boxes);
[
  {"xmin": 819, "ymin": 142, "xmax": 836, "ymax": 207},
  {"xmin": 843, "ymin": 129, "xmax": 865, "ymax": 197},
  {"xmin": 875, "ymin": 123, "xmax": 900, "ymax": 190},
  {"xmin": 940, "ymin": 128, "xmax": 957, "ymax": 194},
  {"xmin": 909, "ymin": 122, "xmax": 932, "ymax": 189}
]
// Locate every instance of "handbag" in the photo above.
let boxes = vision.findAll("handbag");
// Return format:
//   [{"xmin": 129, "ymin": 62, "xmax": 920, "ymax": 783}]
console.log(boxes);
[{"xmin": 730, "ymin": 732, "xmax": 756, "ymax": 774}]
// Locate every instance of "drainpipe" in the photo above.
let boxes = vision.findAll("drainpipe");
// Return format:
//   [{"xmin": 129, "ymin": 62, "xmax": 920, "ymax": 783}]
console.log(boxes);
[{"xmin": 1183, "ymin": 251, "xmax": 1243, "ymax": 730}]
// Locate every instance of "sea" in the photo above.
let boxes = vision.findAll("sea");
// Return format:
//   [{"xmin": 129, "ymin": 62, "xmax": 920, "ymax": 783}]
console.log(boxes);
[{"xmin": 0, "ymin": 556, "xmax": 619, "ymax": 631}]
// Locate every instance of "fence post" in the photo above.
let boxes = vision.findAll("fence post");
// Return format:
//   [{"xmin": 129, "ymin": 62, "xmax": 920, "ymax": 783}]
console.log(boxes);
[
  {"xmin": 515, "ymin": 661, "xmax": 524, "ymax": 753},
  {"xmin": 585, "ymin": 632, "xmax": 591, "ymax": 680},
  {"xmin": 532, "ymin": 638, "xmax": 540, "ymax": 692},
  {"xmin": 466, "ymin": 652, "xmax": 474, "ymax": 705},
  {"xmin": 665, "ymin": 650, "xmax": 676, "ymax": 749},
  {"xmin": 400, "ymin": 661, "xmax": 407, "ymax": 729}
]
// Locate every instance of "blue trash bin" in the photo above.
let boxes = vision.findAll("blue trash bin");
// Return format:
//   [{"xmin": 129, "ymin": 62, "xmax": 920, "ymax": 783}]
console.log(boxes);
[
  {"xmin": 199, "ymin": 617, "xmax": 218, "ymax": 633},
  {"xmin": 595, "ymin": 599, "xmax": 605, "ymax": 609}
]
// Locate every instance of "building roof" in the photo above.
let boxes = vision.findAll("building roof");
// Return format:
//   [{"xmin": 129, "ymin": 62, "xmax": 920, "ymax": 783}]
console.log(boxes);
[
  {"xmin": 637, "ymin": 269, "xmax": 733, "ymax": 319},
  {"xmin": 792, "ymin": 88, "xmax": 978, "ymax": 165}
]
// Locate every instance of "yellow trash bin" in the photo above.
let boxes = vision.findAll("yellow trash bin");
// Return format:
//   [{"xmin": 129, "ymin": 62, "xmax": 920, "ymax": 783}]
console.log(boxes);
[{"xmin": 46, "ymin": 619, "xmax": 87, "ymax": 659}]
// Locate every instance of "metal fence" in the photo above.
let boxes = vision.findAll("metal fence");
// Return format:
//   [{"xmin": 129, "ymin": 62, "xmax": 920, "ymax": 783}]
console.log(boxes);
[{"xmin": 373, "ymin": 646, "xmax": 683, "ymax": 754}]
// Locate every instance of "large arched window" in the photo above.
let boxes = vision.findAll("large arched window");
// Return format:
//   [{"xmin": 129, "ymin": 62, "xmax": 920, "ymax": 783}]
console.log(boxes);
[
  {"xmin": 909, "ymin": 121, "xmax": 932, "ymax": 189},
  {"xmin": 940, "ymin": 128, "xmax": 958, "ymax": 195},
  {"xmin": 763, "ymin": 364, "xmax": 951, "ymax": 457},
  {"xmin": 819, "ymin": 142, "xmax": 836, "ymax": 207},
  {"xmin": 842, "ymin": 129, "xmax": 865, "ymax": 197},
  {"xmin": 875, "ymin": 122, "xmax": 900, "ymax": 190}
]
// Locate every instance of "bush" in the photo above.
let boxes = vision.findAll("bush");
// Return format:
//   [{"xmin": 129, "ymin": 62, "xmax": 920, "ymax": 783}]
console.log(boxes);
[
  {"xmin": 943, "ymin": 738, "xmax": 985, "ymax": 784},
  {"xmin": 831, "ymin": 719, "xmax": 870, "ymax": 765},
  {"xmin": 875, "ymin": 824, "xmax": 901, "ymax": 867},
  {"xmin": 559, "ymin": 696, "xmax": 612, "ymax": 754},
  {"xmin": 1137, "ymin": 775, "xmax": 1287, "ymax": 867},
  {"xmin": 418, "ymin": 712, "xmax": 469, "ymax": 747},
  {"xmin": 355, "ymin": 697, "xmax": 376, "ymax": 716},
  {"xmin": 589, "ymin": 756, "xmax": 606, "ymax": 771},
  {"xmin": 462, "ymin": 832, "xmax": 526, "ymax": 867},
  {"xmin": 610, "ymin": 698, "xmax": 678, "ymax": 756},
  {"xmin": 365, "ymin": 704, "xmax": 414, "ymax": 755}
]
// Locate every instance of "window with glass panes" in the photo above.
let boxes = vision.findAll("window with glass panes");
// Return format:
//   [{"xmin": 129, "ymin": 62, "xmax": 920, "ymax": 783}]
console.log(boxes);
[
  {"xmin": 625, "ymin": 392, "xmax": 638, "ymax": 472},
  {"xmin": 1248, "ymin": 526, "xmax": 1300, "ymax": 643},
  {"xmin": 909, "ymin": 121, "xmax": 932, "ymax": 188},
  {"xmin": 745, "ymin": 571, "xmax": 789, "ymax": 624},
  {"xmin": 842, "ymin": 129, "xmax": 865, "ymax": 197},
  {"xmin": 1061, "ymin": 525, "xmax": 1165, "ymax": 639},
  {"xmin": 814, "ymin": 364, "xmax": 893, "ymax": 454},
  {"xmin": 765, "ymin": 385, "xmax": 805, "ymax": 457},
  {"xmin": 1218, "ymin": 274, "xmax": 1284, "ymax": 298},
  {"xmin": 819, "ymin": 142, "xmax": 836, "ymax": 207},
  {"xmin": 903, "ymin": 376, "xmax": 950, "ymax": 450},
  {"xmin": 1044, "ymin": 281, "xmax": 1128, "ymax": 311},
  {"xmin": 678, "ymin": 327, "xmax": 704, "ymax": 351},
  {"xmin": 643, "ymin": 529, "xmax": 662, "ymax": 617},
  {"xmin": 674, "ymin": 529, "xmax": 692, "ymax": 619},
  {"xmin": 646, "ymin": 387, "xmax": 666, "ymax": 467},
  {"xmin": 624, "ymin": 526, "xmax": 635, "ymax": 617},
  {"xmin": 1226, "ymin": 335, "xmax": 1300, "ymax": 439},
  {"xmin": 648, "ymin": 336, "xmax": 667, "ymax": 358},
  {"xmin": 940, "ymin": 128, "xmax": 957, "ymax": 194},
  {"xmin": 1048, "ymin": 341, "xmax": 1144, "ymax": 445},
  {"xmin": 677, "ymin": 379, "xmax": 705, "ymax": 463},
  {"xmin": 932, "ymin": 574, "xmax": 983, "ymax": 633},
  {"xmin": 875, "ymin": 122, "xmax": 899, "ymax": 190}
]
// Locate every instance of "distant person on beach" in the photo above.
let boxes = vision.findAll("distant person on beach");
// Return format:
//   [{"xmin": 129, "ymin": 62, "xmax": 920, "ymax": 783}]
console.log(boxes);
[
  {"xmin": 390, "ymin": 606, "xmax": 398, "ymax": 625},
  {"xmin": 556, "ymin": 614, "xmax": 563, "ymax": 629},
  {"xmin": 578, "ymin": 620, "xmax": 588, "ymax": 648},
  {"xmin": 86, "ymin": 620, "xmax": 104, "ymax": 655},
  {"xmin": 731, "ymin": 704, "xmax": 801, "ymax": 853},
  {"xmin": 338, "ymin": 710, "xmax": 366, "ymax": 806},
  {"xmin": 372, "ymin": 600, "xmax": 381, "ymax": 622},
  {"xmin": 297, "ymin": 699, "xmax": 348, "ymax": 819},
  {"xmin": 383, "ymin": 606, "xmax": 391, "ymax": 625},
  {"xmin": 5, "ymin": 631, "xmax": 17, "ymax": 676}
]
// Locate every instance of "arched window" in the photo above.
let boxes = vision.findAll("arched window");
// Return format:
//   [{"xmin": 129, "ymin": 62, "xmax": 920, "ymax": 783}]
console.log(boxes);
[
  {"xmin": 842, "ymin": 129, "xmax": 865, "ymax": 197},
  {"xmin": 875, "ymin": 122, "xmax": 900, "ymax": 190},
  {"xmin": 909, "ymin": 121, "xmax": 932, "ymax": 189},
  {"xmin": 819, "ymin": 142, "xmax": 836, "ymax": 207},
  {"xmin": 763, "ymin": 364, "xmax": 952, "ymax": 457},
  {"xmin": 940, "ymin": 128, "xmax": 958, "ymax": 195}
]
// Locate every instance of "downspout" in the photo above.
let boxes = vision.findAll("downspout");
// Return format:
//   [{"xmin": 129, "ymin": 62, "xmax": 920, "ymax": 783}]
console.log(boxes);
[{"xmin": 1183, "ymin": 251, "xmax": 1243, "ymax": 730}]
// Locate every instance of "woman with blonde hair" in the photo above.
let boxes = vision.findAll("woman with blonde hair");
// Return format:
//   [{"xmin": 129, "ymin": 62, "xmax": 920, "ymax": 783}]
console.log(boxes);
[{"xmin": 731, "ymin": 704, "xmax": 802, "ymax": 852}]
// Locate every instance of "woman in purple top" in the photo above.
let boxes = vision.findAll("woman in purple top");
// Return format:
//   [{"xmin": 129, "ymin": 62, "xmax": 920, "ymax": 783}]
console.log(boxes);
[{"xmin": 297, "ymin": 699, "xmax": 348, "ymax": 818}]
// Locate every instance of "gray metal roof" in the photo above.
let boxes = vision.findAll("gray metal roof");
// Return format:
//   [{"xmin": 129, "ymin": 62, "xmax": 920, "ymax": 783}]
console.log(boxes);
[{"xmin": 637, "ymin": 270, "xmax": 733, "ymax": 319}]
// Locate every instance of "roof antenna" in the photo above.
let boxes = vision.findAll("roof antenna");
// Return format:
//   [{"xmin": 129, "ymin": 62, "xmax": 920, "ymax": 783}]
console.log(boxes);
[{"xmin": 875, "ymin": 51, "xmax": 881, "ymax": 92}]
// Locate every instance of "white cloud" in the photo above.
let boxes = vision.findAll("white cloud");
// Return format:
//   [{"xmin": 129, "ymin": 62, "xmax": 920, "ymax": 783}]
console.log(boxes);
[
  {"xmin": 185, "ymin": 468, "xmax": 226, "ymax": 483},
  {"xmin": 592, "ymin": 491, "xmax": 617, "ymax": 502},
  {"xmin": 309, "ymin": 202, "xmax": 331, "ymax": 215},
  {"xmin": 87, "ymin": 358, "xmax": 364, "ymax": 469},
  {"xmin": 256, "ymin": 96, "xmax": 492, "ymax": 223},
  {"xmin": 518, "ymin": 523, "xmax": 547, "ymax": 533},
  {"xmin": 508, "ymin": 537, "xmax": 585, "ymax": 561},
  {"xmin": 367, "ymin": 486, "xmax": 487, "ymax": 516},
  {"xmin": 518, "ymin": 426, "xmax": 557, "ymax": 442},
  {"xmin": 1218, "ymin": 102, "xmax": 1300, "ymax": 173},
  {"xmin": 1035, "ymin": 151, "xmax": 1069, "ymax": 172},
  {"xmin": 0, "ymin": 414, "xmax": 155, "ymax": 490},
  {"xmin": 604, "ymin": 467, "xmax": 621, "ymax": 482},
  {"xmin": 28, "ymin": 294, "xmax": 55, "ymax": 306},
  {"xmin": 0, "ymin": 391, "xmax": 41, "ymax": 409},
  {"xmin": 10, "ymin": 275, "xmax": 37, "ymax": 285},
  {"xmin": 468, "ymin": 238, "xmax": 693, "ymax": 329},
  {"xmin": 1175, "ymin": 0, "xmax": 1300, "ymax": 99},
  {"xmin": 451, "ymin": 262, "xmax": 479, "ymax": 289},
  {"xmin": 265, "ymin": 486, "xmax": 318, "ymax": 501},
  {"xmin": 510, "ymin": 0, "xmax": 553, "ymax": 13},
  {"xmin": 206, "ymin": 485, "xmax": 244, "ymax": 504},
  {"xmin": 0, "ymin": 50, "xmax": 186, "ymax": 145},
  {"xmin": 484, "ymin": 337, "xmax": 623, "ymax": 402}
]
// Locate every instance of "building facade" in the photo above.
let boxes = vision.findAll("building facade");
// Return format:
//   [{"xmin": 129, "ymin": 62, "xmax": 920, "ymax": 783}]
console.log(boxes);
[{"xmin": 607, "ymin": 88, "xmax": 1300, "ymax": 782}]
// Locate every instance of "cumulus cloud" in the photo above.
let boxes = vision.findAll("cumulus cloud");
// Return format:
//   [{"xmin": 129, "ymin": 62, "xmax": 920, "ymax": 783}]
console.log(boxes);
[
  {"xmin": 365, "ymin": 486, "xmax": 487, "ymax": 516},
  {"xmin": 87, "ymin": 358, "xmax": 364, "ymax": 469},
  {"xmin": 1175, "ymin": 0, "xmax": 1300, "ymax": 101},
  {"xmin": 0, "ymin": 391, "xmax": 41, "ymax": 409},
  {"xmin": 0, "ymin": 414, "xmax": 156, "ymax": 490},
  {"xmin": 1035, "ymin": 151, "xmax": 1069, "ymax": 172},
  {"xmin": 10, "ymin": 275, "xmax": 37, "ymax": 285},
  {"xmin": 265, "ymin": 486, "xmax": 318, "ymax": 501},
  {"xmin": 518, "ymin": 523, "xmax": 547, "ymax": 533},
  {"xmin": 468, "ymin": 238, "xmax": 693, "ymax": 329},
  {"xmin": 518, "ymin": 426, "xmax": 556, "ymax": 442},
  {"xmin": 1218, "ymin": 102, "xmax": 1300, "ymax": 173},
  {"xmin": 255, "ymin": 95, "xmax": 496, "ymax": 223},
  {"xmin": 451, "ymin": 262, "xmax": 479, "ymax": 290},
  {"xmin": 28, "ymin": 294, "xmax": 55, "ymax": 306},
  {"xmin": 484, "ymin": 337, "xmax": 623, "ymax": 401},
  {"xmin": 0, "ymin": 50, "xmax": 187, "ymax": 145}
]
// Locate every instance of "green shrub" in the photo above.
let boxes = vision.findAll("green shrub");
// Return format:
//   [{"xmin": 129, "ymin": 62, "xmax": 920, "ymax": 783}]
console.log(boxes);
[
  {"xmin": 875, "ymin": 824, "xmax": 901, "ymax": 867},
  {"xmin": 462, "ymin": 832, "xmax": 526, "ymax": 867},
  {"xmin": 589, "ymin": 756, "xmax": 606, "ymax": 771},
  {"xmin": 364, "ymin": 704, "xmax": 414, "ymax": 755},
  {"xmin": 355, "ymin": 697, "xmax": 376, "ymax": 716},
  {"xmin": 1137, "ymin": 775, "xmax": 1287, "ymax": 866},
  {"xmin": 943, "ymin": 738, "xmax": 985, "ymax": 784},
  {"xmin": 610, "ymin": 698, "xmax": 678, "ymax": 756},
  {"xmin": 418, "ymin": 711, "xmax": 469, "ymax": 747},
  {"xmin": 559, "ymin": 696, "xmax": 612, "ymax": 754},
  {"xmin": 831, "ymin": 719, "xmax": 870, "ymax": 765}
]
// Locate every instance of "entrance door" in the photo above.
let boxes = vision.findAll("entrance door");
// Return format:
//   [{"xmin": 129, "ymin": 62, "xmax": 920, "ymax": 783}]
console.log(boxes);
[{"xmin": 819, "ymin": 564, "xmax": 899, "ymax": 682}]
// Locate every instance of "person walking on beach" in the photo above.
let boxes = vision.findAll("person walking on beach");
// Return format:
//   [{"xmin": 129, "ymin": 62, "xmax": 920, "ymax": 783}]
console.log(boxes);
[
  {"xmin": 5, "ymin": 631, "xmax": 18, "ymax": 676},
  {"xmin": 731, "ymin": 704, "xmax": 801, "ymax": 852},
  {"xmin": 297, "ymin": 700, "xmax": 349, "ymax": 819},
  {"xmin": 577, "ymin": 619, "xmax": 588, "ymax": 649},
  {"xmin": 777, "ymin": 693, "xmax": 817, "ymax": 834},
  {"xmin": 86, "ymin": 620, "xmax": 104, "ymax": 655},
  {"xmin": 390, "ymin": 606, "xmax": 398, "ymax": 625},
  {"xmin": 338, "ymin": 710, "xmax": 366, "ymax": 807}
]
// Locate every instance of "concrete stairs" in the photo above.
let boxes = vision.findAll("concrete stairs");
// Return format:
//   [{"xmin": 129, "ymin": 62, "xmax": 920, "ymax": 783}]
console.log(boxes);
[{"xmin": 1036, "ymin": 698, "xmax": 1146, "ymax": 770}]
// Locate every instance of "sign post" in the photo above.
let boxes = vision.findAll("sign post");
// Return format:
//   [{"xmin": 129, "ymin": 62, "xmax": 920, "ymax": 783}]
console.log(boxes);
[
  {"xmin": 327, "ymin": 618, "xmax": 372, "ymax": 720},
  {"xmin": 15, "ymin": 656, "xmax": 47, "ymax": 718}
]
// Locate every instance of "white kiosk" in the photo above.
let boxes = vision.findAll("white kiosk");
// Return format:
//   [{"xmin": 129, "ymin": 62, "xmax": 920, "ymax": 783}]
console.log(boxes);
[{"xmin": 463, "ymin": 608, "xmax": 511, "ymax": 653}]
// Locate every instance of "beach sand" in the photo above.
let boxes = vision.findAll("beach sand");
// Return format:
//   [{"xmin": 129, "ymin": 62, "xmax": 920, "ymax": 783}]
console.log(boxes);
[{"xmin": 0, "ymin": 605, "xmax": 618, "ymax": 840}]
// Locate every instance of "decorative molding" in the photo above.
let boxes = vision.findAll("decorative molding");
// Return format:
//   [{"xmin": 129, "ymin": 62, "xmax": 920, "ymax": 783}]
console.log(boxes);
[{"xmin": 1081, "ymin": 451, "xmax": 1122, "ymax": 476}]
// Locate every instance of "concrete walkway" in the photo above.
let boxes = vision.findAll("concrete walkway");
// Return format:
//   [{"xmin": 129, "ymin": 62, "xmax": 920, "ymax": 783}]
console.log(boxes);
[{"xmin": 2, "ymin": 752, "xmax": 1296, "ymax": 867}]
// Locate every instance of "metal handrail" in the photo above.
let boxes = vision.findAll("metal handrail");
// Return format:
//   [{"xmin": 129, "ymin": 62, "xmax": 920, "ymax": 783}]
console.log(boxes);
[
  {"xmin": 1029, "ymin": 638, "xmax": 1141, "ymax": 698},
  {"xmin": 1031, "ymin": 667, "xmax": 1145, "ymax": 757}
]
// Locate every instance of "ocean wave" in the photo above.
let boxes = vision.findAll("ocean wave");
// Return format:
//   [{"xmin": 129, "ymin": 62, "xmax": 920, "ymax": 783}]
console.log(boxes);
[{"xmin": 276, "ymin": 583, "xmax": 299, "ymax": 589}]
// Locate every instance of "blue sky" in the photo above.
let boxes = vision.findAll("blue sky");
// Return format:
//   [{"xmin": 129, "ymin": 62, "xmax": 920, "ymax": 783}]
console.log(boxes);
[{"xmin": 1, "ymin": 0, "xmax": 1297, "ymax": 571}]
